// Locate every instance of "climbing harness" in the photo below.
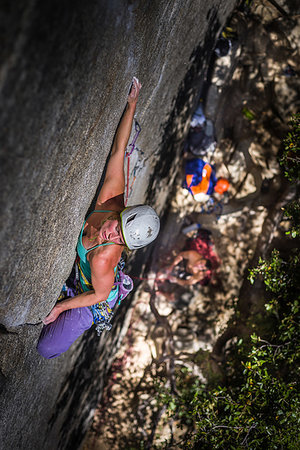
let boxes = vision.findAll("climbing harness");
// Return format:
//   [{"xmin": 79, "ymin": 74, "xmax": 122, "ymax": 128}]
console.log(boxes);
[
  {"xmin": 90, "ymin": 258, "xmax": 133, "ymax": 335},
  {"xmin": 125, "ymin": 118, "xmax": 142, "ymax": 206}
]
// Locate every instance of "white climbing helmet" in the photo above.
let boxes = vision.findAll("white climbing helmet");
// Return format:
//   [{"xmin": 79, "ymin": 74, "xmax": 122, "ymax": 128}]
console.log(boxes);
[{"xmin": 120, "ymin": 205, "xmax": 160, "ymax": 250}]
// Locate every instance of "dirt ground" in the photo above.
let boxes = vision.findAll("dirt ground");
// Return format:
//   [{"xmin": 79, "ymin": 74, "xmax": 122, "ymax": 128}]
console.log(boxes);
[{"xmin": 81, "ymin": 2, "xmax": 299, "ymax": 448}]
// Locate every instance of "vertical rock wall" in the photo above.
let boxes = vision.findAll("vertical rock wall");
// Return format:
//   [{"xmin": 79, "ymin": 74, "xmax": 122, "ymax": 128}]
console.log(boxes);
[{"xmin": 0, "ymin": 1, "xmax": 237, "ymax": 448}]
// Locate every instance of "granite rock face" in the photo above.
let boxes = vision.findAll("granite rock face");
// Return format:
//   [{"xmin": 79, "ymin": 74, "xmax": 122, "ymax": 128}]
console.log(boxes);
[{"xmin": 0, "ymin": 1, "xmax": 237, "ymax": 448}]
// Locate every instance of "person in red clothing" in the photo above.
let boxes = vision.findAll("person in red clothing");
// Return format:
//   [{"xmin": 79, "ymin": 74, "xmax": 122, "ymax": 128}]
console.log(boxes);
[{"xmin": 157, "ymin": 229, "xmax": 220, "ymax": 288}]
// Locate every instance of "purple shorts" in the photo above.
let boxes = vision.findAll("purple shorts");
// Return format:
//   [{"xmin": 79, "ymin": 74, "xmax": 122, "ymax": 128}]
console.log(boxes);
[{"xmin": 37, "ymin": 306, "xmax": 93, "ymax": 359}]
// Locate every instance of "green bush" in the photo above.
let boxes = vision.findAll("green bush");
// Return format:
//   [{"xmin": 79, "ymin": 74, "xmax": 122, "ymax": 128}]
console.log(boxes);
[
  {"xmin": 279, "ymin": 113, "xmax": 300, "ymax": 183},
  {"xmin": 157, "ymin": 249, "xmax": 300, "ymax": 448}
]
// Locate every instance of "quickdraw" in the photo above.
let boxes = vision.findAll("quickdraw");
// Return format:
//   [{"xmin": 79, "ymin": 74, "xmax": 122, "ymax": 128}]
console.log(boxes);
[
  {"xmin": 125, "ymin": 119, "xmax": 141, "ymax": 206},
  {"xmin": 127, "ymin": 155, "xmax": 145, "ymax": 199}
]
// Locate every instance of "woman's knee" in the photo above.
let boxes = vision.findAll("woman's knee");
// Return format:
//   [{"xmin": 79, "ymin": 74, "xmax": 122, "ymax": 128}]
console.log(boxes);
[
  {"xmin": 36, "ymin": 337, "xmax": 61, "ymax": 359},
  {"xmin": 36, "ymin": 307, "xmax": 93, "ymax": 359}
]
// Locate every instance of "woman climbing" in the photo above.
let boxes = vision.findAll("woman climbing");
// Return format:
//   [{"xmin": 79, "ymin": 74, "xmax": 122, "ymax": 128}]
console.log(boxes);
[{"xmin": 37, "ymin": 78, "xmax": 160, "ymax": 359}]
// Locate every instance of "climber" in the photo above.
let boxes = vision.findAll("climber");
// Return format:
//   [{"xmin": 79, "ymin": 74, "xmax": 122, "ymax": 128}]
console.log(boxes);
[
  {"xmin": 157, "ymin": 228, "xmax": 220, "ymax": 288},
  {"xmin": 182, "ymin": 158, "xmax": 229, "ymax": 202},
  {"xmin": 37, "ymin": 77, "xmax": 160, "ymax": 359}
]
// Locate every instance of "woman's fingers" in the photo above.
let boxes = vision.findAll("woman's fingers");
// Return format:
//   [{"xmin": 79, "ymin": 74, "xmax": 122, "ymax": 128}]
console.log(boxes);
[
  {"xmin": 43, "ymin": 315, "xmax": 54, "ymax": 325},
  {"xmin": 43, "ymin": 313, "xmax": 56, "ymax": 325},
  {"xmin": 128, "ymin": 77, "xmax": 141, "ymax": 103},
  {"xmin": 132, "ymin": 76, "xmax": 142, "ymax": 91},
  {"xmin": 42, "ymin": 305, "xmax": 61, "ymax": 325},
  {"xmin": 135, "ymin": 77, "xmax": 142, "ymax": 89}
]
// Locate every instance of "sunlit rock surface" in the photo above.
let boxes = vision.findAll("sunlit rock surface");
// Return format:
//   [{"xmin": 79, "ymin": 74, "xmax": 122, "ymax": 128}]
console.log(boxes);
[{"xmin": 0, "ymin": 1, "xmax": 237, "ymax": 449}]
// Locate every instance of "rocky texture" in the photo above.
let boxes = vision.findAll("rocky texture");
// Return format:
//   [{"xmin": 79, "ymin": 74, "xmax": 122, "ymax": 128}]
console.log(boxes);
[{"xmin": 0, "ymin": 1, "xmax": 238, "ymax": 449}]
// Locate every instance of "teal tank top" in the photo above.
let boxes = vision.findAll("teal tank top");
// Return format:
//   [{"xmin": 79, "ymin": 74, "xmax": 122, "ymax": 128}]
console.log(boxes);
[{"xmin": 77, "ymin": 210, "xmax": 118, "ymax": 302}]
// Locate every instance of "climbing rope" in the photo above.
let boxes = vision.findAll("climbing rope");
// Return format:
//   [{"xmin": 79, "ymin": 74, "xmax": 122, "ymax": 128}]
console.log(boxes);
[{"xmin": 125, "ymin": 118, "xmax": 141, "ymax": 206}]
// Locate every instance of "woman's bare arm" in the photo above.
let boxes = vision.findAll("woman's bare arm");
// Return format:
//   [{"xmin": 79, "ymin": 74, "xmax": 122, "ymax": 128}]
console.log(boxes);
[{"xmin": 97, "ymin": 77, "xmax": 141, "ymax": 205}]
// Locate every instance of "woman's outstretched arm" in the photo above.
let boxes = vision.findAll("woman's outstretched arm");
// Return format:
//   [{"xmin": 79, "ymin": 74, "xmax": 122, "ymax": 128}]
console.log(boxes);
[{"xmin": 97, "ymin": 77, "xmax": 141, "ymax": 205}]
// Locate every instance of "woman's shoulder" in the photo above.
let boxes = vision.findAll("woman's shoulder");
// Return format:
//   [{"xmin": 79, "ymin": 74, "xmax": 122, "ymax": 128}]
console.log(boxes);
[
  {"xmin": 95, "ymin": 194, "xmax": 124, "ymax": 212},
  {"xmin": 88, "ymin": 243, "xmax": 123, "ymax": 269}
]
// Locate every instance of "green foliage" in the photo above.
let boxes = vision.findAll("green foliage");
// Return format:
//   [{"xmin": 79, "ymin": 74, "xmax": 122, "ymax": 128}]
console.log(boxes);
[
  {"xmin": 242, "ymin": 106, "xmax": 256, "ymax": 121},
  {"xmin": 279, "ymin": 114, "xmax": 300, "ymax": 238},
  {"xmin": 156, "ymin": 291, "xmax": 300, "ymax": 449},
  {"xmin": 154, "ymin": 116, "xmax": 300, "ymax": 449},
  {"xmin": 248, "ymin": 248, "xmax": 299, "ymax": 296},
  {"xmin": 284, "ymin": 200, "xmax": 300, "ymax": 238},
  {"xmin": 279, "ymin": 113, "xmax": 300, "ymax": 182}
]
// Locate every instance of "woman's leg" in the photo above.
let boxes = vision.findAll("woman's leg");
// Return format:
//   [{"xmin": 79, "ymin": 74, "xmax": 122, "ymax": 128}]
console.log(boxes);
[{"xmin": 37, "ymin": 306, "xmax": 93, "ymax": 359}]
